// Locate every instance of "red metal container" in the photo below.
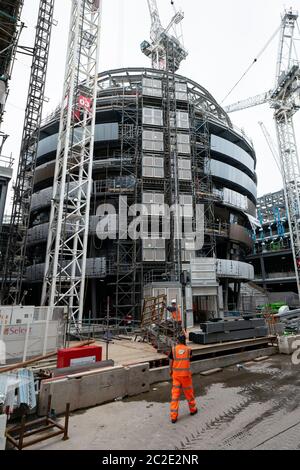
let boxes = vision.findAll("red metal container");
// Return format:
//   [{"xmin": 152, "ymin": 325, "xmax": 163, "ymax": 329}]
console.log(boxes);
[{"xmin": 57, "ymin": 345, "xmax": 102, "ymax": 368}]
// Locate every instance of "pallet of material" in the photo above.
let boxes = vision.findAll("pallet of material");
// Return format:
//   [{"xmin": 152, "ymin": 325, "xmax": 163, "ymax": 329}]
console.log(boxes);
[
  {"xmin": 200, "ymin": 318, "xmax": 266, "ymax": 334},
  {"xmin": 190, "ymin": 326, "xmax": 269, "ymax": 345}
]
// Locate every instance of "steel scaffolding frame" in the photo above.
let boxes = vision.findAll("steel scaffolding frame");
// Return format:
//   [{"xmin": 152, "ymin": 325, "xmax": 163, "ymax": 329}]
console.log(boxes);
[
  {"xmin": 0, "ymin": 0, "xmax": 24, "ymax": 128},
  {"xmin": 41, "ymin": 0, "xmax": 102, "ymax": 324},
  {"xmin": 190, "ymin": 107, "xmax": 216, "ymax": 258},
  {"xmin": 113, "ymin": 85, "xmax": 142, "ymax": 318},
  {"xmin": 163, "ymin": 40, "xmax": 182, "ymax": 281},
  {"xmin": 1, "ymin": 0, "xmax": 54, "ymax": 305}
]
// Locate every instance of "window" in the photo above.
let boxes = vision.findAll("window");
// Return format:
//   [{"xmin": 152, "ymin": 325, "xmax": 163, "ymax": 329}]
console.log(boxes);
[
  {"xmin": 142, "ymin": 156, "xmax": 164, "ymax": 178},
  {"xmin": 176, "ymin": 111, "xmax": 189, "ymax": 129},
  {"xmin": 178, "ymin": 159, "xmax": 192, "ymax": 180},
  {"xmin": 143, "ymin": 239, "xmax": 166, "ymax": 261},
  {"xmin": 142, "ymin": 192, "xmax": 165, "ymax": 215},
  {"xmin": 143, "ymin": 107, "xmax": 163, "ymax": 126},
  {"xmin": 142, "ymin": 130, "xmax": 164, "ymax": 152},
  {"xmin": 177, "ymin": 133, "xmax": 191, "ymax": 154},
  {"xmin": 142, "ymin": 77, "xmax": 162, "ymax": 97},
  {"xmin": 179, "ymin": 194, "xmax": 193, "ymax": 217},
  {"xmin": 175, "ymin": 82, "xmax": 188, "ymax": 101}
]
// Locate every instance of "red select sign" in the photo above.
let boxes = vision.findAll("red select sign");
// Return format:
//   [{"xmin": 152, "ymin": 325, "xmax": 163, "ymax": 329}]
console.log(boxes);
[{"xmin": 4, "ymin": 326, "xmax": 33, "ymax": 335}]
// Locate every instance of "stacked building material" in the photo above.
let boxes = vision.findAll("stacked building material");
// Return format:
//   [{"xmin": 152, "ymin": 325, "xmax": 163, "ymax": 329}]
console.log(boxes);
[
  {"xmin": 189, "ymin": 318, "xmax": 268, "ymax": 345},
  {"xmin": 0, "ymin": 369, "xmax": 36, "ymax": 413}
]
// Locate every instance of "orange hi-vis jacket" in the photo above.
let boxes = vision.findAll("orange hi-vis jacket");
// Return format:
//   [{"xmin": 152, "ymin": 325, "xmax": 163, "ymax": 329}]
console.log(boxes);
[
  {"xmin": 172, "ymin": 307, "xmax": 182, "ymax": 322},
  {"xmin": 171, "ymin": 344, "xmax": 191, "ymax": 378}
]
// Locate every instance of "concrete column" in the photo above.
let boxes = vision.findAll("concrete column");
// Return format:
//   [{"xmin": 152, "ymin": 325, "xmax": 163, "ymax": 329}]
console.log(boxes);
[
  {"xmin": 233, "ymin": 282, "xmax": 238, "ymax": 310},
  {"xmin": 260, "ymin": 255, "xmax": 267, "ymax": 290},
  {"xmin": 0, "ymin": 181, "xmax": 8, "ymax": 226},
  {"xmin": 236, "ymin": 282, "xmax": 241, "ymax": 311},
  {"xmin": 224, "ymin": 279, "xmax": 229, "ymax": 312},
  {"xmin": 218, "ymin": 285, "xmax": 224, "ymax": 319},
  {"xmin": 91, "ymin": 279, "xmax": 98, "ymax": 319}
]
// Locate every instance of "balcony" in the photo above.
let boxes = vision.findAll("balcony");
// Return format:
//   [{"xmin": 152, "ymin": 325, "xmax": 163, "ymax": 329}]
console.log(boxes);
[
  {"xmin": 216, "ymin": 259, "xmax": 254, "ymax": 281},
  {"xmin": 26, "ymin": 258, "xmax": 107, "ymax": 282},
  {"xmin": 255, "ymin": 271, "xmax": 296, "ymax": 283}
]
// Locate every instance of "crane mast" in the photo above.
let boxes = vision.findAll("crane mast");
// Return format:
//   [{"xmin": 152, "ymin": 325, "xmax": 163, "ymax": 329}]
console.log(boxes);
[
  {"xmin": 1, "ymin": 0, "xmax": 55, "ymax": 305},
  {"xmin": 41, "ymin": 0, "xmax": 102, "ymax": 325},
  {"xmin": 272, "ymin": 10, "xmax": 300, "ymax": 302},
  {"xmin": 148, "ymin": 0, "xmax": 164, "ymax": 42}
]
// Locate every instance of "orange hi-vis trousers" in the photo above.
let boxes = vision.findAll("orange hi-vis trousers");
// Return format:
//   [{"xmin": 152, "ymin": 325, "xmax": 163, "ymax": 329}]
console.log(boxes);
[{"xmin": 170, "ymin": 375, "xmax": 197, "ymax": 421}]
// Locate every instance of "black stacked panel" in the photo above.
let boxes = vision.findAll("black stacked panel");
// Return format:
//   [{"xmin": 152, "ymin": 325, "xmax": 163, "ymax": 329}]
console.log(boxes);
[{"xmin": 189, "ymin": 319, "xmax": 268, "ymax": 345}]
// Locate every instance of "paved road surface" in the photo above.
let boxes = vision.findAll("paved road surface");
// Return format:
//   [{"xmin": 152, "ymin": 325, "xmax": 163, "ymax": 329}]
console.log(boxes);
[{"xmin": 30, "ymin": 355, "xmax": 300, "ymax": 450}]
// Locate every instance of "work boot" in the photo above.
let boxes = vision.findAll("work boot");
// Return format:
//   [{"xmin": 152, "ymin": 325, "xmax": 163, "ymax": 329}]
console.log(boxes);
[
  {"xmin": 171, "ymin": 418, "xmax": 177, "ymax": 424},
  {"xmin": 190, "ymin": 409, "xmax": 198, "ymax": 416}
]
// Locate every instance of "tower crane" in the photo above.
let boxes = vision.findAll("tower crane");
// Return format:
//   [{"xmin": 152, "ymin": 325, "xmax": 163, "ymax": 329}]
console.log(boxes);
[
  {"xmin": 141, "ymin": 0, "xmax": 188, "ymax": 72},
  {"xmin": 41, "ymin": 0, "xmax": 102, "ymax": 327},
  {"xmin": 223, "ymin": 9, "xmax": 300, "ymax": 303}
]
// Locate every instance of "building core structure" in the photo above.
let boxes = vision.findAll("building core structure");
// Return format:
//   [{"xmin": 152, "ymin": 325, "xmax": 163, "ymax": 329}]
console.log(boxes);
[{"xmin": 22, "ymin": 68, "xmax": 257, "ymax": 321}]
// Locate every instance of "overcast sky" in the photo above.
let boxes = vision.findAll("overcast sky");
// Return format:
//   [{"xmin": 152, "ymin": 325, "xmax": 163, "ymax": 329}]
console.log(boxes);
[{"xmin": 2, "ymin": 0, "xmax": 300, "ymax": 208}]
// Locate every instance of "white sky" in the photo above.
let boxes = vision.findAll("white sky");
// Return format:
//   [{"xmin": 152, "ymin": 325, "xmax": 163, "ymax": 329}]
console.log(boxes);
[{"xmin": 2, "ymin": 0, "xmax": 300, "ymax": 208}]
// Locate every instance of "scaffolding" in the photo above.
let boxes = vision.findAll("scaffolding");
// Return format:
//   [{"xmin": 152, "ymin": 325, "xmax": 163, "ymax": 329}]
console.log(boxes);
[
  {"xmin": 113, "ymin": 83, "xmax": 142, "ymax": 318},
  {"xmin": 93, "ymin": 68, "xmax": 219, "ymax": 320},
  {"xmin": 1, "ymin": 0, "xmax": 54, "ymax": 305},
  {"xmin": 0, "ymin": 0, "xmax": 24, "ymax": 129},
  {"xmin": 190, "ymin": 106, "xmax": 216, "ymax": 258}
]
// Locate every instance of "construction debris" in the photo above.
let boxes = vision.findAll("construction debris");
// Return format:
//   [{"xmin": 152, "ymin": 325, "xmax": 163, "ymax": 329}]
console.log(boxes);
[
  {"xmin": 200, "ymin": 368, "xmax": 223, "ymax": 376},
  {"xmin": 0, "ymin": 369, "xmax": 36, "ymax": 414},
  {"xmin": 254, "ymin": 356, "xmax": 271, "ymax": 362}
]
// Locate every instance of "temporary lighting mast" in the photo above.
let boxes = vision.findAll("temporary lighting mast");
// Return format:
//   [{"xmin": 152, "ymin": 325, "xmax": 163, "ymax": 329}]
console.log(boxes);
[{"xmin": 41, "ymin": 0, "xmax": 102, "ymax": 325}]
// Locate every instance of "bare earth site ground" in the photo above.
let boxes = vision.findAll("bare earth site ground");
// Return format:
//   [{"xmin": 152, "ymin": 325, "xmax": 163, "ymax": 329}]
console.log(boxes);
[{"xmin": 30, "ymin": 355, "xmax": 300, "ymax": 450}]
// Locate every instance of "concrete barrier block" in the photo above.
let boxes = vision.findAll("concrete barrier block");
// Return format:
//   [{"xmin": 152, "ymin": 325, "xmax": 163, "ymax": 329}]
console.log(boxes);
[
  {"xmin": 38, "ymin": 377, "xmax": 81, "ymax": 416},
  {"xmin": 125, "ymin": 363, "xmax": 150, "ymax": 396},
  {"xmin": 149, "ymin": 366, "xmax": 170, "ymax": 385},
  {"xmin": 78, "ymin": 367, "xmax": 127, "ymax": 409},
  {"xmin": 38, "ymin": 365, "xmax": 127, "ymax": 415}
]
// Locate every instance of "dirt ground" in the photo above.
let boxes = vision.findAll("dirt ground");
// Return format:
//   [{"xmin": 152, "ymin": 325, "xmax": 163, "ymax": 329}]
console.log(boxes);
[{"xmin": 29, "ymin": 354, "xmax": 300, "ymax": 450}]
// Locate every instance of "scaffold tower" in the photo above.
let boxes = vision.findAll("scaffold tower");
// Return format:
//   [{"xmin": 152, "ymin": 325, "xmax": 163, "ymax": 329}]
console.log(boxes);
[
  {"xmin": 1, "ymin": 0, "xmax": 54, "ymax": 305},
  {"xmin": 41, "ymin": 0, "xmax": 102, "ymax": 325}
]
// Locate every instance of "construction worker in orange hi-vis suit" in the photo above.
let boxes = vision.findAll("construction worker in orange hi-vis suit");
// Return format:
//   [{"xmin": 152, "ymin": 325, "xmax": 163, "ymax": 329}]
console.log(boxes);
[
  {"xmin": 167, "ymin": 299, "xmax": 182, "ymax": 322},
  {"xmin": 169, "ymin": 334, "xmax": 198, "ymax": 423}
]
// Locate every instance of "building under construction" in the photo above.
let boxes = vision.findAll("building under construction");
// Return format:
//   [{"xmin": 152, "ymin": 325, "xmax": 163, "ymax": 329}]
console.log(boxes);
[
  {"xmin": 23, "ymin": 67, "xmax": 257, "ymax": 320},
  {"xmin": 247, "ymin": 188, "xmax": 299, "ymax": 307}
]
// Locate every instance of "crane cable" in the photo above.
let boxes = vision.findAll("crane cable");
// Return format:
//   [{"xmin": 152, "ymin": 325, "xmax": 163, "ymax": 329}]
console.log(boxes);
[{"xmin": 221, "ymin": 24, "xmax": 281, "ymax": 104}]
